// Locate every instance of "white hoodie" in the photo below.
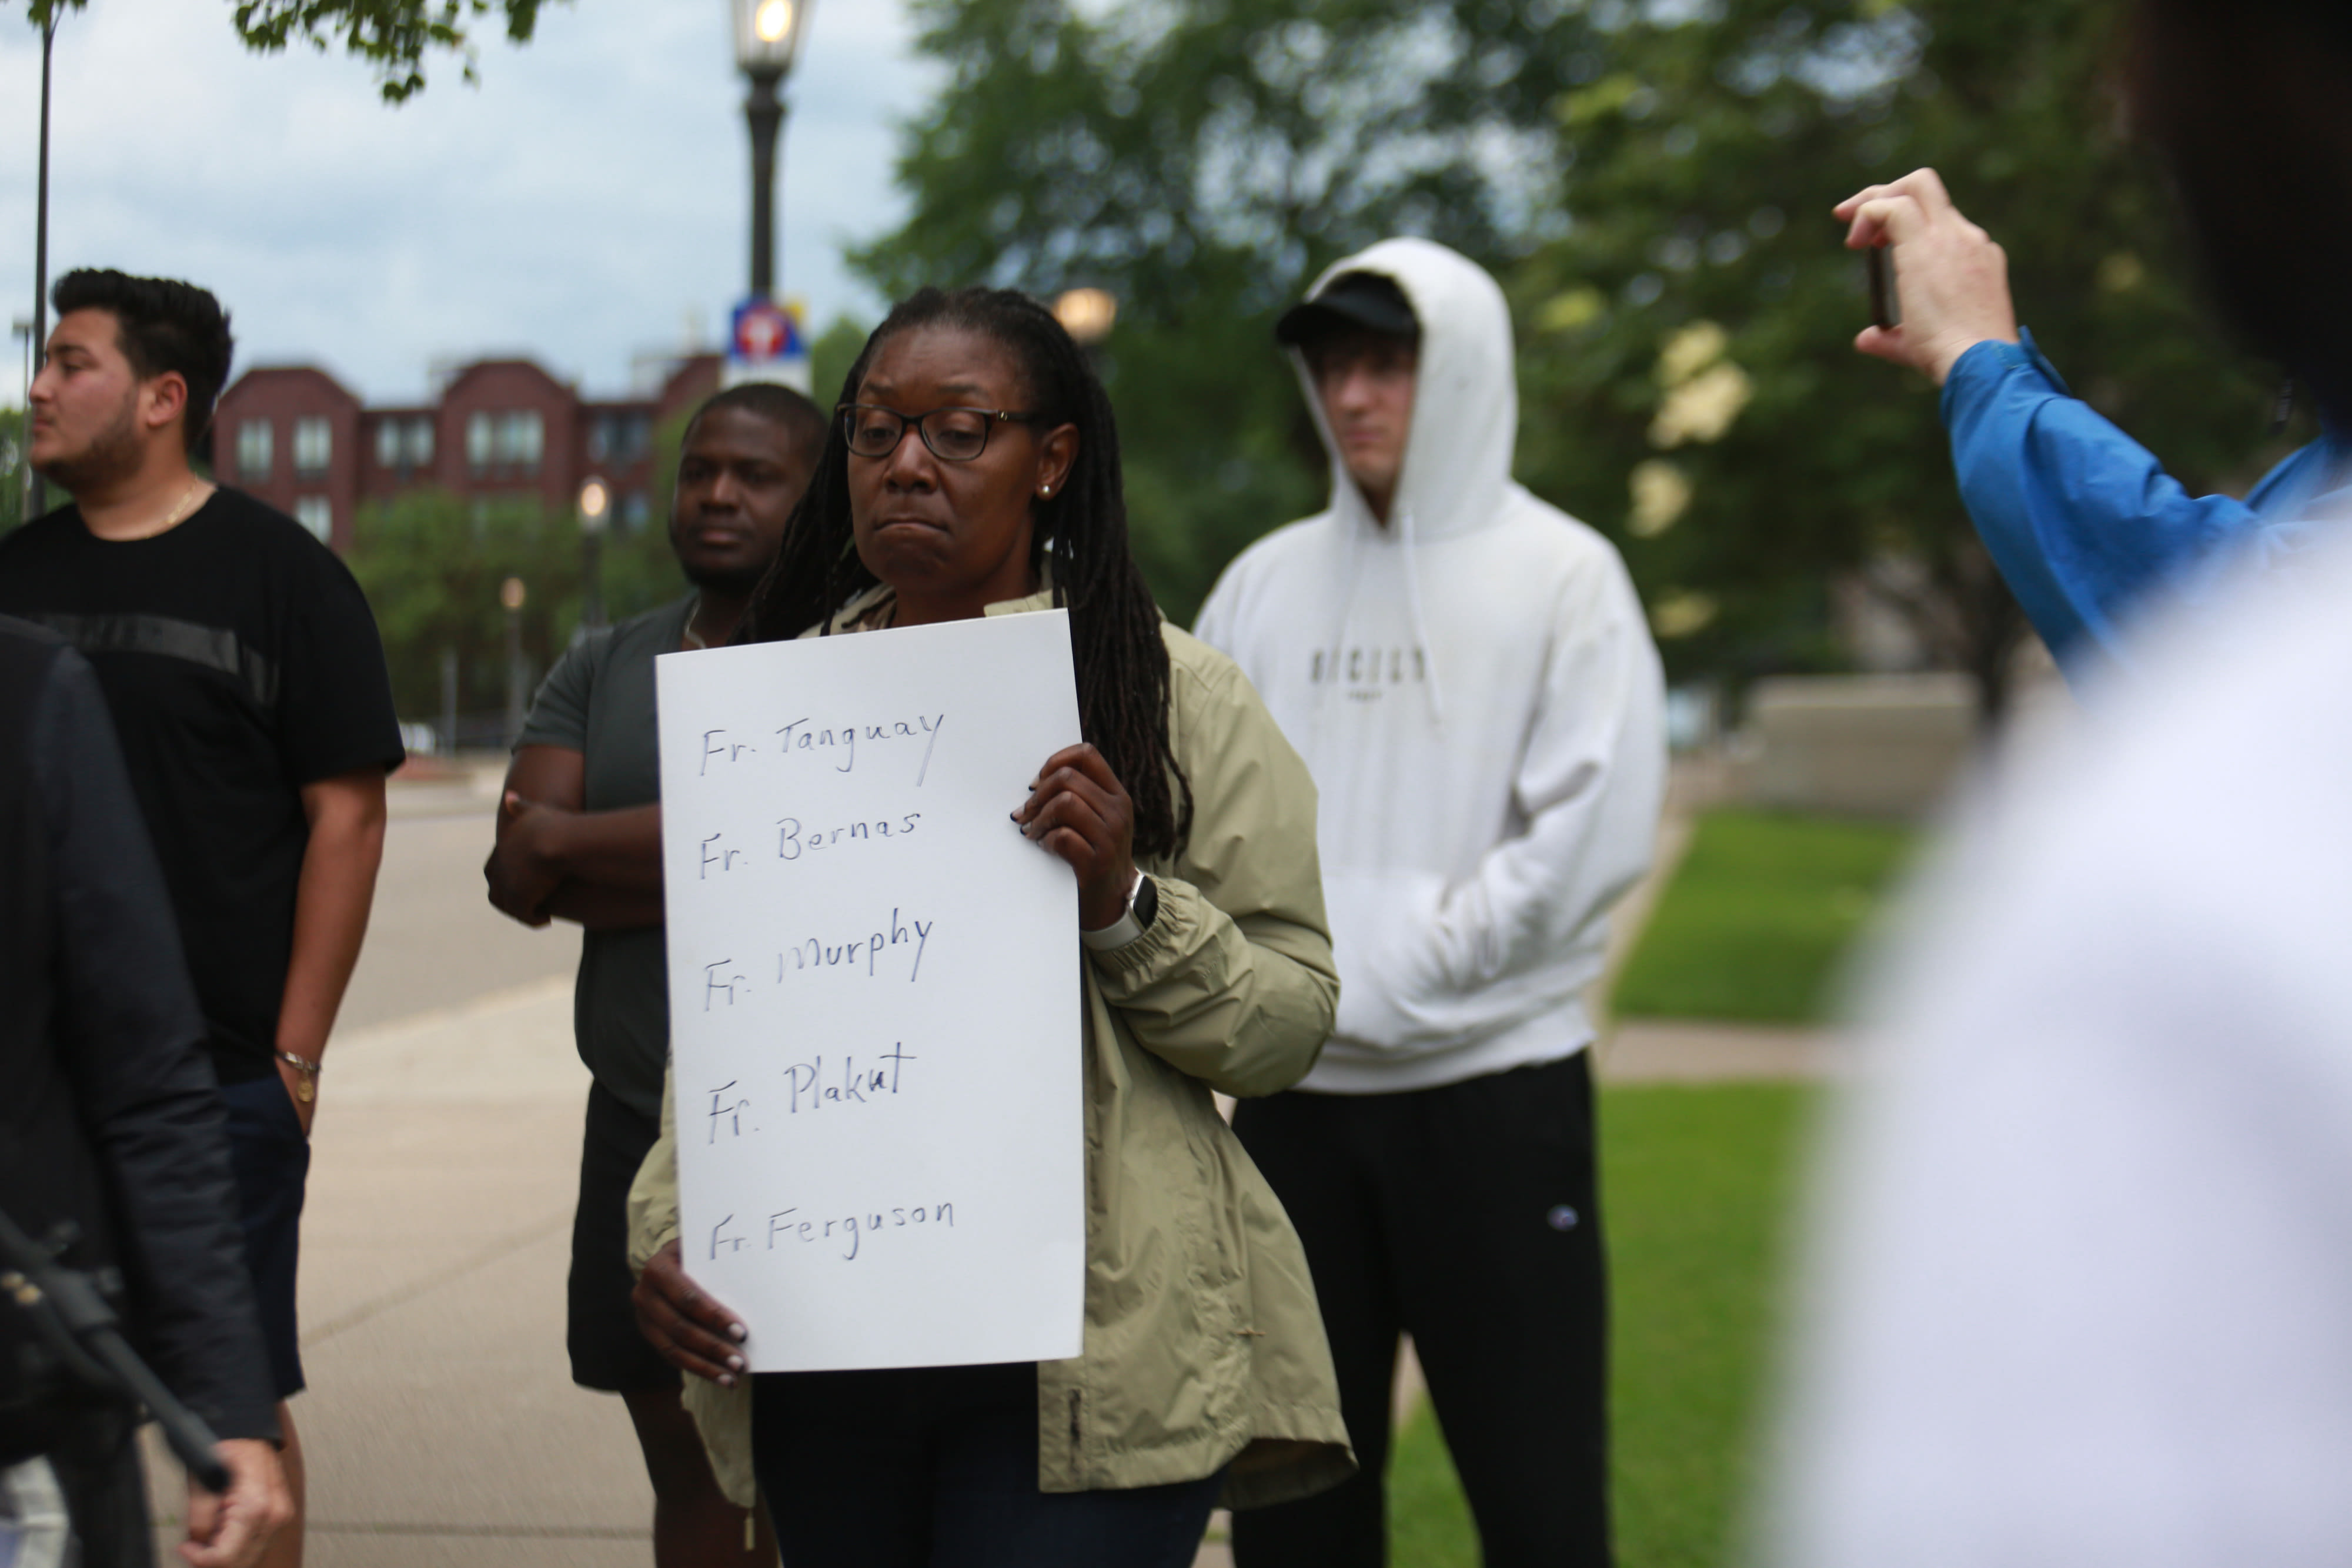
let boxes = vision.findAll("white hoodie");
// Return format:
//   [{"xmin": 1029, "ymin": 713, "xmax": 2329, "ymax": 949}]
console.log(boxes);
[{"xmin": 1194, "ymin": 238, "xmax": 1668, "ymax": 1094}]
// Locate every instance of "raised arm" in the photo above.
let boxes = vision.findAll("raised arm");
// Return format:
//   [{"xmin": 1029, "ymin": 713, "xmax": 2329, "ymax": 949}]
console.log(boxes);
[
  {"xmin": 1834, "ymin": 166, "xmax": 2293, "ymax": 670},
  {"xmin": 1040, "ymin": 650, "xmax": 1340, "ymax": 1099}
]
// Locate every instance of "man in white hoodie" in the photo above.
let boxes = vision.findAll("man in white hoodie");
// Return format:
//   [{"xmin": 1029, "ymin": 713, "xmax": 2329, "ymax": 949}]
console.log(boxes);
[{"xmin": 1195, "ymin": 238, "xmax": 1666, "ymax": 1567}]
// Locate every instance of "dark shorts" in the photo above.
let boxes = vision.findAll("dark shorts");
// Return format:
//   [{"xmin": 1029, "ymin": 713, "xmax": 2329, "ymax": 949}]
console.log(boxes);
[
  {"xmin": 569, "ymin": 1082, "xmax": 679, "ymax": 1393},
  {"xmin": 218, "ymin": 1074, "xmax": 312, "ymax": 1403}
]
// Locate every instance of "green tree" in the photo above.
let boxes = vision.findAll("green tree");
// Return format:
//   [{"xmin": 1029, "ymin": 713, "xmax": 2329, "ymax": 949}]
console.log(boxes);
[
  {"xmin": 863, "ymin": 0, "xmax": 2307, "ymax": 713},
  {"xmin": 810, "ymin": 313, "xmax": 872, "ymax": 409},
  {"xmin": 348, "ymin": 490, "xmax": 577, "ymax": 725},
  {"xmin": 857, "ymin": 0, "xmax": 1612, "ymax": 624},
  {"xmin": 0, "ymin": 409, "xmax": 24, "ymax": 533},
  {"xmin": 24, "ymin": 0, "xmax": 558, "ymax": 101},
  {"xmin": 1509, "ymin": 0, "xmax": 2303, "ymax": 714}
]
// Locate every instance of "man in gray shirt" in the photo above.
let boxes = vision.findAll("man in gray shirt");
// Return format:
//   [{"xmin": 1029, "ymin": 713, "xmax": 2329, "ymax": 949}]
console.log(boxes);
[{"xmin": 484, "ymin": 383, "xmax": 823, "ymax": 1564}]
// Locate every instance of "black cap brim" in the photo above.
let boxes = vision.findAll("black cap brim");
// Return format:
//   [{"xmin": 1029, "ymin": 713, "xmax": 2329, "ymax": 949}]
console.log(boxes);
[{"xmin": 1275, "ymin": 275, "xmax": 1419, "ymax": 347}]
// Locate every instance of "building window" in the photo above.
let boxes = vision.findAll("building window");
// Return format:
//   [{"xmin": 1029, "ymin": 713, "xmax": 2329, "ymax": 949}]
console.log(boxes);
[
  {"xmin": 292, "ymin": 417, "xmax": 332, "ymax": 477},
  {"xmin": 498, "ymin": 410, "xmax": 544, "ymax": 472},
  {"xmin": 376, "ymin": 416, "xmax": 436, "ymax": 473},
  {"xmin": 589, "ymin": 413, "xmax": 650, "ymax": 467},
  {"xmin": 466, "ymin": 410, "xmax": 542, "ymax": 476},
  {"xmin": 293, "ymin": 496, "xmax": 333, "ymax": 541},
  {"xmin": 236, "ymin": 420, "xmax": 273, "ymax": 482},
  {"xmin": 619, "ymin": 491, "xmax": 651, "ymax": 533}
]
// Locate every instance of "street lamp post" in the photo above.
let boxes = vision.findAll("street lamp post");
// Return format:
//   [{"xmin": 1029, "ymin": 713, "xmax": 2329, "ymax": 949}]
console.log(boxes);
[
  {"xmin": 577, "ymin": 476, "xmax": 610, "ymax": 634},
  {"xmin": 731, "ymin": 0, "xmax": 813, "ymax": 301},
  {"xmin": 20, "ymin": 8, "xmax": 59, "ymax": 527},
  {"xmin": 501, "ymin": 576, "xmax": 529, "ymax": 747}
]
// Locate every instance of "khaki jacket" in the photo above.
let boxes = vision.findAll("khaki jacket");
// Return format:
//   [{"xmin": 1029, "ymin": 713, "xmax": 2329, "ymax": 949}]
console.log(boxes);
[{"xmin": 629, "ymin": 588, "xmax": 1354, "ymax": 1510}]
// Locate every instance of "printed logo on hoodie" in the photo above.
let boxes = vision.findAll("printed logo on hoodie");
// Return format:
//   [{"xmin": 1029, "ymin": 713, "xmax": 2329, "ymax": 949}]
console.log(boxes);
[{"xmin": 1311, "ymin": 644, "xmax": 1428, "ymax": 700}]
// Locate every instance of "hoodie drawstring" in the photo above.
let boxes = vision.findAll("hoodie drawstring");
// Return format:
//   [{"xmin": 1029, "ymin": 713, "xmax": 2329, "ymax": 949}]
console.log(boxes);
[
  {"xmin": 1309, "ymin": 516, "xmax": 1370, "ymax": 752},
  {"xmin": 1399, "ymin": 505, "xmax": 1448, "ymax": 731}
]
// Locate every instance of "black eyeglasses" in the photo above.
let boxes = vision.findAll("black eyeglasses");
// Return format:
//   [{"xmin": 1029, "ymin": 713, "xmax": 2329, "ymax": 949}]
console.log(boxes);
[{"xmin": 838, "ymin": 404, "xmax": 1044, "ymax": 463}]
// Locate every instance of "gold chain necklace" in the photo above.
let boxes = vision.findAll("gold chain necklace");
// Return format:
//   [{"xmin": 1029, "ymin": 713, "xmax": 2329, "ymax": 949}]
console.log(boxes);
[{"xmin": 153, "ymin": 479, "xmax": 205, "ymax": 534}]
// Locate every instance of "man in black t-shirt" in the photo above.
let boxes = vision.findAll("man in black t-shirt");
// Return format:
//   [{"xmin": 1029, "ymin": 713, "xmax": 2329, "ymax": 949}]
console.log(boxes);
[
  {"xmin": 0, "ymin": 269, "xmax": 403, "ymax": 1568},
  {"xmin": 483, "ymin": 383, "xmax": 823, "ymax": 1566}
]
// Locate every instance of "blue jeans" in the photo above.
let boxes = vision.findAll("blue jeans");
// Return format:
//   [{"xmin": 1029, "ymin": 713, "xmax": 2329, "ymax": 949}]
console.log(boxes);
[{"xmin": 750, "ymin": 1362, "xmax": 1224, "ymax": 1568}]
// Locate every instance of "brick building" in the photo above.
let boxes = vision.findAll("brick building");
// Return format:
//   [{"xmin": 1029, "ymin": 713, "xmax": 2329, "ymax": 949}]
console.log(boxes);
[{"xmin": 211, "ymin": 352, "xmax": 723, "ymax": 551}]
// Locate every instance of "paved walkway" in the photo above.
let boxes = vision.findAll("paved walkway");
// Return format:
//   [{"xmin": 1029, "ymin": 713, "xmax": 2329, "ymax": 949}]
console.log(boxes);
[{"xmin": 134, "ymin": 773, "xmax": 1830, "ymax": 1565}]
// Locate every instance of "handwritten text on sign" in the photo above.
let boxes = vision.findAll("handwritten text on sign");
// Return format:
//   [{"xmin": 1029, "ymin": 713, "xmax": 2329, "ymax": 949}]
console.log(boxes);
[{"xmin": 656, "ymin": 610, "xmax": 1085, "ymax": 1372}]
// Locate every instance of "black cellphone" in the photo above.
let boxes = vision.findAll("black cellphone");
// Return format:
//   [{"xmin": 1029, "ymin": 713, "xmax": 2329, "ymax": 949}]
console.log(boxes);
[{"xmin": 1866, "ymin": 246, "xmax": 1899, "ymax": 330}]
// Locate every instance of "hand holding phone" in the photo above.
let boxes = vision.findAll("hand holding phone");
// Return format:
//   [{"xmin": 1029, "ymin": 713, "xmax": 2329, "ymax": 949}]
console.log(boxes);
[{"xmin": 1834, "ymin": 169, "xmax": 2019, "ymax": 385}]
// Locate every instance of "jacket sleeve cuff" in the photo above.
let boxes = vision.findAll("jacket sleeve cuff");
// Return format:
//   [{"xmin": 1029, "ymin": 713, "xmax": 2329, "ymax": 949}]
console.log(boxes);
[
  {"xmin": 1940, "ymin": 326, "xmax": 2069, "ymax": 429},
  {"xmin": 1085, "ymin": 872, "xmax": 1200, "ymax": 991}
]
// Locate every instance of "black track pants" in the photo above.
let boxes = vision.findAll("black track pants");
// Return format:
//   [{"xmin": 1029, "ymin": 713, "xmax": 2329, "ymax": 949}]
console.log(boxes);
[{"xmin": 1230, "ymin": 1053, "xmax": 1611, "ymax": 1568}]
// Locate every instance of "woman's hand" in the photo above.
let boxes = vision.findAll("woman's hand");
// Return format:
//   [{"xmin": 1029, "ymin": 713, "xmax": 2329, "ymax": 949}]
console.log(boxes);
[
  {"xmin": 632, "ymin": 1240, "xmax": 749, "ymax": 1386},
  {"xmin": 1014, "ymin": 743, "xmax": 1138, "ymax": 932}
]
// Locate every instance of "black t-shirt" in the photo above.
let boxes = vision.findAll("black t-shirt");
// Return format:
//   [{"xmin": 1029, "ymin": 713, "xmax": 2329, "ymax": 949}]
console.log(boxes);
[{"xmin": 0, "ymin": 490, "xmax": 405, "ymax": 1084}]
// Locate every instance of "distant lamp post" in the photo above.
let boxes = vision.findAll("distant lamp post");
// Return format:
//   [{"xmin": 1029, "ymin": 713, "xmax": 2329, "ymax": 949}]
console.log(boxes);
[
  {"xmin": 731, "ymin": 0, "xmax": 814, "ymax": 300},
  {"xmin": 20, "ymin": 8, "xmax": 59, "ymax": 527},
  {"xmin": 500, "ymin": 576, "xmax": 529, "ymax": 745},
  {"xmin": 1053, "ymin": 288, "xmax": 1118, "ymax": 347},
  {"xmin": 577, "ymin": 476, "xmax": 610, "ymax": 633}
]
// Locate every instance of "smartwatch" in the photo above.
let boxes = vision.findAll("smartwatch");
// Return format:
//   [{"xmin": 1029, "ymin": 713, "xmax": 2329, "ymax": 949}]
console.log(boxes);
[{"xmin": 1081, "ymin": 868, "xmax": 1160, "ymax": 951}]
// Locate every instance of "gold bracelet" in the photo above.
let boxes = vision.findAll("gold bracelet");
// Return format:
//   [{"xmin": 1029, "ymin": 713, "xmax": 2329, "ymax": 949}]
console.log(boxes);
[{"xmin": 276, "ymin": 1051, "xmax": 322, "ymax": 1104}]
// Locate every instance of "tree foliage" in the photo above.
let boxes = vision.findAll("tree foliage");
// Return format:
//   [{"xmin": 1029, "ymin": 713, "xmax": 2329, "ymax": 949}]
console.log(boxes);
[
  {"xmin": 25, "ymin": 0, "xmax": 557, "ymax": 101},
  {"xmin": 864, "ymin": 0, "xmax": 2309, "ymax": 712},
  {"xmin": 0, "ymin": 409, "xmax": 26, "ymax": 534},
  {"xmin": 346, "ymin": 488, "xmax": 687, "ymax": 724},
  {"xmin": 859, "ymin": 0, "xmax": 1611, "ymax": 623}
]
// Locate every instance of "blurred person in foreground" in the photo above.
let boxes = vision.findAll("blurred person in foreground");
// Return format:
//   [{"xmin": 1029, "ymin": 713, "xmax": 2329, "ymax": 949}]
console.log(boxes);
[
  {"xmin": 1770, "ymin": 2, "xmax": 2352, "ymax": 1563},
  {"xmin": 0, "ymin": 270, "xmax": 405, "ymax": 1568},
  {"xmin": 630, "ymin": 286, "xmax": 1351, "ymax": 1567},
  {"xmin": 1833, "ymin": 162, "xmax": 2350, "ymax": 677},
  {"xmin": 1, "ymin": 613, "xmax": 292, "ymax": 1566},
  {"xmin": 1194, "ymin": 240, "xmax": 1668, "ymax": 1568},
  {"xmin": 483, "ymin": 383, "xmax": 826, "ymax": 1564}
]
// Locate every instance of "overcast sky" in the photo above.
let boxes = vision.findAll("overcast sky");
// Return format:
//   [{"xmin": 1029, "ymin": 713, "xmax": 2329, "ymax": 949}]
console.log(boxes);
[{"xmin": 0, "ymin": 1, "xmax": 940, "ymax": 407}]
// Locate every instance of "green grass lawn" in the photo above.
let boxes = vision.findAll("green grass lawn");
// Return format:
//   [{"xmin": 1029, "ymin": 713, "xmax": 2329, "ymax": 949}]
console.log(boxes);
[
  {"xmin": 1385, "ymin": 1082, "xmax": 1819, "ymax": 1568},
  {"xmin": 1610, "ymin": 810, "xmax": 1916, "ymax": 1024}
]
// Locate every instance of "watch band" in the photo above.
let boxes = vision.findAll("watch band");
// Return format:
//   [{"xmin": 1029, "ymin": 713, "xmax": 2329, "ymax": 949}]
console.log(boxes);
[{"xmin": 1081, "ymin": 869, "xmax": 1158, "ymax": 951}]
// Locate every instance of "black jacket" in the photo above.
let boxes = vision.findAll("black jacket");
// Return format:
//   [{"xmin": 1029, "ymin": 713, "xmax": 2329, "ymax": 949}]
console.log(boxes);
[{"xmin": 0, "ymin": 614, "xmax": 279, "ymax": 1457}]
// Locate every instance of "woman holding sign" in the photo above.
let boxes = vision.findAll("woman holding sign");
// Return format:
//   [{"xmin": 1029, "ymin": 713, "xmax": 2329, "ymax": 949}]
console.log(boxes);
[{"xmin": 628, "ymin": 287, "xmax": 1351, "ymax": 1566}]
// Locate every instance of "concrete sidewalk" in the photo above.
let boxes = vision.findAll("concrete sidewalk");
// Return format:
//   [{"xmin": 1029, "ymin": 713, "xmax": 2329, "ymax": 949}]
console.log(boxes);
[{"xmin": 149, "ymin": 978, "xmax": 654, "ymax": 1564}]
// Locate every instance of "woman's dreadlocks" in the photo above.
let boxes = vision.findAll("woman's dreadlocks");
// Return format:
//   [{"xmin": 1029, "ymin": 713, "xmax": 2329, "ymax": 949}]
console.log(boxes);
[{"xmin": 743, "ymin": 286, "xmax": 1194, "ymax": 860}]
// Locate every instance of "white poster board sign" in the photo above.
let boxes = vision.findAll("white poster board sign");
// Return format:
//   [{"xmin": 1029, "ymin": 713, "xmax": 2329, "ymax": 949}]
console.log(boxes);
[{"xmin": 656, "ymin": 610, "xmax": 1085, "ymax": 1372}]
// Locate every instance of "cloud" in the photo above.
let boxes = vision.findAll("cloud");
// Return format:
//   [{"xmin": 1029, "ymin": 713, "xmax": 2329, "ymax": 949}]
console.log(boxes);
[{"xmin": 0, "ymin": 1, "xmax": 940, "ymax": 404}]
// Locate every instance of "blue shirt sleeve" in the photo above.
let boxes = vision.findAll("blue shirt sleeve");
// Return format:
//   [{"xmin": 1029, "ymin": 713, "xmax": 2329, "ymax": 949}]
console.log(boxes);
[{"xmin": 1940, "ymin": 331, "xmax": 2314, "ymax": 674}]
